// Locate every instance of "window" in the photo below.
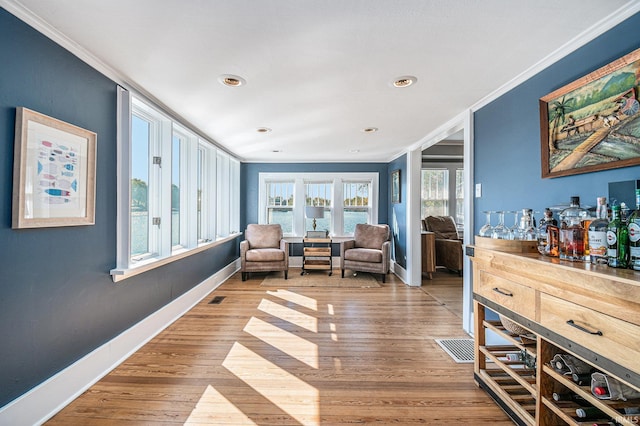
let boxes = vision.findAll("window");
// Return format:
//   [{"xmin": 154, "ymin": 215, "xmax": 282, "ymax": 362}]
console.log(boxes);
[
  {"xmin": 113, "ymin": 88, "xmax": 240, "ymax": 281},
  {"xmin": 305, "ymin": 181, "xmax": 332, "ymax": 233},
  {"xmin": 343, "ymin": 181, "xmax": 371, "ymax": 235},
  {"xmin": 421, "ymin": 169, "xmax": 448, "ymax": 218},
  {"xmin": 421, "ymin": 166, "xmax": 464, "ymax": 228},
  {"xmin": 259, "ymin": 173, "xmax": 378, "ymax": 237},
  {"xmin": 265, "ymin": 181, "xmax": 294, "ymax": 233},
  {"xmin": 455, "ymin": 168, "xmax": 464, "ymax": 225}
]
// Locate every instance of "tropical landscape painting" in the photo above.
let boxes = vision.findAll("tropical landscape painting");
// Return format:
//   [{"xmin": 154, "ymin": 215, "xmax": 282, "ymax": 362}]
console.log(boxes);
[{"xmin": 540, "ymin": 48, "xmax": 640, "ymax": 178}]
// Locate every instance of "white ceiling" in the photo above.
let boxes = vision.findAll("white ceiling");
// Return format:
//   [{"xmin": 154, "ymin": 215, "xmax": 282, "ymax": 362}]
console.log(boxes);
[{"xmin": 5, "ymin": 0, "xmax": 637, "ymax": 162}]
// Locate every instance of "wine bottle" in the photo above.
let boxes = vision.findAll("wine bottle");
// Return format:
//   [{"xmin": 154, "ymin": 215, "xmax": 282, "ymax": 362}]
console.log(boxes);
[
  {"xmin": 572, "ymin": 372, "xmax": 592, "ymax": 386},
  {"xmin": 552, "ymin": 392, "xmax": 590, "ymax": 406},
  {"xmin": 628, "ymin": 189, "xmax": 640, "ymax": 270},
  {"xmin": 607, "ymin": 205, "xmax": 629, "ymax": 268},
  {"xmin": 589, "ymin": 197, "xmax": 609, "ymax": 264}
]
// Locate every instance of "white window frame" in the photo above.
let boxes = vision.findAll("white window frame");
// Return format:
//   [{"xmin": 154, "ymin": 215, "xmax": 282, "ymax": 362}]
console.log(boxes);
[
  {"xmin": 258, "ymin": 172, "xmax": 379, "ymax": 238},
  {"xmin": 421, "ymin": 162, "xmax": 464, "ymax": 227},
  {"xmin": 111, "ymin": 88, "xmax": 240, "ymax": 282}
]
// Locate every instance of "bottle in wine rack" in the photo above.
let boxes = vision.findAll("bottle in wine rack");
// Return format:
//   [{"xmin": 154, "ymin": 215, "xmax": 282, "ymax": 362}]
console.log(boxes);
[
  {"xmin": 552, "ymin": 392, "xmax": 590, "ymax": 406},
  {"xmin": 572, "ymin": 372, "xmax": 593, "ymax": 386}
]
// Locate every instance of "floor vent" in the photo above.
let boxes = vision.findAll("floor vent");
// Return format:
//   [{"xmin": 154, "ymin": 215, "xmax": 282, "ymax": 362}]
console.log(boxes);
[
  {"xmin": 209, "ymin": 296, "xmax": 226, "ymax": 305},
  {"xmin": 435, "ymin": 338, "xmax": 474, "ymax": 363}
]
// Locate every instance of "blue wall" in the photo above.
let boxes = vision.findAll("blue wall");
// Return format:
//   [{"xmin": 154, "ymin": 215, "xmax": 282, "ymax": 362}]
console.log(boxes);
[
  {"xmin": 241, "ymin": 162, "xmax": 399, "ymax": 259},
  {"xmin": 474, "ymin": 12, "xmax": 640, "ymax": 232},
  {"xmin": 0, "ymin": 9, "xmax": 238, "ymax": 407},
  {"xmin": 388, "ymin": 155, "xmax": 407, "ymax": 268}
]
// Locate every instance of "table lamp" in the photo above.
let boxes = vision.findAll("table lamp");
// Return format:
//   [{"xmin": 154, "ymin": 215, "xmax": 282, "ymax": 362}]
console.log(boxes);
[{"xmin": 305, "ymin": 206, "xmax": 325, "ymax": 231}]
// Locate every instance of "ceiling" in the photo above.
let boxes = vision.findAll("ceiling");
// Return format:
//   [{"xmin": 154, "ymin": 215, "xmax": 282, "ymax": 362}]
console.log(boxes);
[{"xmin": 4, "ymin": 0, "xmax": 637, "ymax": 162}]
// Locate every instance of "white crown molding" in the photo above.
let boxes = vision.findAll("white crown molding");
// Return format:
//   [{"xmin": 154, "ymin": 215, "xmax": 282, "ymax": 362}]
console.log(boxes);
[{"xmin": 470, "ymin": 1, "xmax": 640, "ymax": 112}]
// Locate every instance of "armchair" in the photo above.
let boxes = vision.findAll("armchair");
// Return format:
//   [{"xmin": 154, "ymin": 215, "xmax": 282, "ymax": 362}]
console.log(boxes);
[
  {"xmin": 340, "ymin": 223, "xmax": 391, "ymax": 283},
  {"xmin": 240, "ymin": 224, "xmax": 289, "ymax": 281},
  {"xmin": 424, "ymin": 215, "xmax": 463, "ymax": 275}
]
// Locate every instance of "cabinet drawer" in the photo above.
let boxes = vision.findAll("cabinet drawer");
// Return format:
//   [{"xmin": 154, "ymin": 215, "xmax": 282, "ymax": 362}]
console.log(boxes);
[
  {"xmin": 539, "ymin": 293, "xmax": 640, "ymax": 375},
  {"xmin": 475, "ymin": 271, "xmax": 536, "ymax": 320},
  {"xmin": 303, "ymin": 247, "xmax": 331, "ymax": 256}
]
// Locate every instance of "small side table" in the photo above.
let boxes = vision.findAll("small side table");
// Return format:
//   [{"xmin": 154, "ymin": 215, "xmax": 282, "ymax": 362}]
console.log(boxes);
[
  {"xmin": 302, "ymin": 237, "xmax": 332, "ymax": 275},
  {"xmin": 421, "ymin": 232, "xmax": 436, "ymax": 280}
]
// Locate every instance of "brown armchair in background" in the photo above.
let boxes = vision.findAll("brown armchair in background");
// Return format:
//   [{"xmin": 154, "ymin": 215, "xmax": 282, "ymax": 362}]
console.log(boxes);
[
  {"xmin": 424, "ymin": 216, "xmax": 463, "ymax": 275},
  {"xmin": 340, "ymin": 223, "xmax": 391, "ymax": 283},
  {"xmin": 240, "ymin": 224, "xmax": 289, "ymax": 281}
]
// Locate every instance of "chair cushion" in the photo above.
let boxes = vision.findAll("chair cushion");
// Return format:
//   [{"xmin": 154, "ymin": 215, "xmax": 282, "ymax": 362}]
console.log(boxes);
[
  {"xmin": 425, "ymin": 216, "xmax": 459, "ymax": 240},
  {"xmin": 354, "ymin": 223, "xmax": 389, "ymax": 249},
  {"xmin": 344, "ymin": 248, "xmax": 383, "ymax": 263},
  {"xmin": 245, "ymin": 224, "xmax": 283, "ymax": 249},
  {"xmin": 245, "ymin": 248, "xmax": 285, "ymax": 262}
]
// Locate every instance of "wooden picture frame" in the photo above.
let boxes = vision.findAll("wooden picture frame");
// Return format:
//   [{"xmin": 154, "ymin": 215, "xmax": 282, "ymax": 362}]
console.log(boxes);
[
  {"xmin": 391, "ymin": 169, "xmax": 401, "ymax": 204},
  {"xmin": 540, "ymin": 47, "xmax": 640, "ymax": 178},
  {"xmin": 12, "ymin": 107, "xmax": 97, "ymax": 228}
]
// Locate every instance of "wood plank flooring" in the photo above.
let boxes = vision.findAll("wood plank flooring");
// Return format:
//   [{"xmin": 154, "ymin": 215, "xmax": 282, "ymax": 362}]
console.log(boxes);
[{"xmin": 47, "ymin": 268, "xmax": 513, "ymax": 425}]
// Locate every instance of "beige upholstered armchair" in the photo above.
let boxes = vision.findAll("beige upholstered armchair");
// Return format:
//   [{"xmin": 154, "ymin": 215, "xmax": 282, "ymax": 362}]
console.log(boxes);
[
  {"xmin": 240, "ymin": 224, "xmax": 289, "ymax": 281},
  {"xmin": 340, "ymin": 223, "xmax": 391, "ymax": 283},
  {"xmin": 424, "ymin": 216, "xmax": 463, "ymax": 275}
]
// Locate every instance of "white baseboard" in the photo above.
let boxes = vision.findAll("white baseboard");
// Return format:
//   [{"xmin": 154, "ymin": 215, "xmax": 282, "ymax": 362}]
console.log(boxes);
[{"xmin": 0, "ymin": 259, "xmax": 240, "ymax": 426}]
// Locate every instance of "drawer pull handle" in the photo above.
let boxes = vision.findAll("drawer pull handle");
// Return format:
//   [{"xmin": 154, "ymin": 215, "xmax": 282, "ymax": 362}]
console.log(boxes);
[
  {"xmin": 492, "ymin": 287, "xmax": 513, "ymax": 297},
  {"xmin": 566, "ymin": 319, "xmax": 603, "ymax": 336}
]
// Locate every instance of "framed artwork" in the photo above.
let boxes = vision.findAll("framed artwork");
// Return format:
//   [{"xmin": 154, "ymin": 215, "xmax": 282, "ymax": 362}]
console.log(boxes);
[
  {"xmin": 12, "ymin": 107, "xmax": 97, "ymax": 228},
  {"xmin": 391, "ymin": 169, "xmax": 401, "ymax": 204},
  {"xmin": 540, "ymin": 47, "xmax": 640, "ymax": 178}
]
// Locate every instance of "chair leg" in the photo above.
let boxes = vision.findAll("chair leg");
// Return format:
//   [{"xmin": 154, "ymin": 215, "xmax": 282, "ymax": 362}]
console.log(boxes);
[
  {"xmin": 284, "ymin": 270, "xmax": 288, "ymax": 280},
  {"xmin": 341, "ymin": 269, "xmax": 345, "ymax": 278},
  {"xmin": 382, "ymin": 273, "xmax": 385, "ymax": 283},
  {"xmin": 242, "ymin": 272, "xmax": 246, "ymax": 281}
]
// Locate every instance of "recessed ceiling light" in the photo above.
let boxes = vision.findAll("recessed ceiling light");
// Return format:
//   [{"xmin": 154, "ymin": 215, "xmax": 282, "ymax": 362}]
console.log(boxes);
[
  {"xmin": 362, "ymin": 127, "xmax": 378, "ymax": 133},
  {"xmin": 392, "ymin": 75, "xmax": 417, "ymax": 88},
  {"xmin": 350, "ymin": 149, "xmax": 360, "ymax": 153},
  {"xmin": 218, "ymin": 74, "xmax": 246, "ymax": 87},
  {"xmin": 256, "ymin": 127, "xmax": 272, "ymax": 133},
  {"xmin": 272, "ymin": 149, "xmax": 282, "ymax": 153}
]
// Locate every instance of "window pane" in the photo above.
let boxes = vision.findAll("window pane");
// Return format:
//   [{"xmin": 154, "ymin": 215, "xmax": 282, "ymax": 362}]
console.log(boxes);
[
  {"xmin": 343, "ymin": 181, "xmax": 370, "ymax": 233},
  {"xmin": 421, "ymin": 169, "xmax": 448, "ymax": 218},
  {"xmin": 305, "ymin": 182, "xmax": 332, "ymax": 232},
  {"xmin": 268, "ymin": 208, "xmax": 293, "ymax": 233},
  {"xmin": 344, "ymin": 209, "xmax": 368, "ymax": 234},
  {"xmin": 131, "ymin": 115, "xmax": 150, "ymax": 258},
  {"xmin": 455, "ymin": 169, "xmax": 464, "ymax": 225},
  {"xmin": 197, "ymin": 147, "xmax": 203, "ymax": 241},
  {"xmin": 171, "ymin": 134, "xmax": 181, "ymax": 247}
]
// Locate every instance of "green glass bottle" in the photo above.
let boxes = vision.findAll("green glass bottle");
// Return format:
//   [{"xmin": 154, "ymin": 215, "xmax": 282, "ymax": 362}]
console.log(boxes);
[
  {"xmin": 628, "ymin": 189, "xmax": 640, "ymax": 270},
  {"xmin": 607, "ymin": 204, "xmax": 629, "ymax": 268}
]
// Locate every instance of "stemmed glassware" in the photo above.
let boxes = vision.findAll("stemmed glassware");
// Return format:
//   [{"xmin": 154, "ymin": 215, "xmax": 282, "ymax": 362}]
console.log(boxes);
[
  {"xmin": 505, "ymin": 210, "xmax": 519, "ymax": 240},
  {"xmin": 491, "ymin": 211, "xmax": 507, "ymax": 239},
  {"xmin": 479, "ymin": 211, "xmax": 494, "ymax": 237}
]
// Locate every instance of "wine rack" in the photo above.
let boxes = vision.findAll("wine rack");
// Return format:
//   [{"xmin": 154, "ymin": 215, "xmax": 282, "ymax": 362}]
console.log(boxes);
[{"xmin": 471, "ymin": 245, "xmax": 640, "ymax": 426}]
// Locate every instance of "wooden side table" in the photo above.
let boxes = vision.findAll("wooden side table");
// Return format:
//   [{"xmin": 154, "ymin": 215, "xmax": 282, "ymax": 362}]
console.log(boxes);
[
  {"xmin": 421, "ymin": 232, "xmax": 436, "ymax": 279},
  {"xmin": 302, "ymin": 237, "xmax": 332, "ymax": 275}
]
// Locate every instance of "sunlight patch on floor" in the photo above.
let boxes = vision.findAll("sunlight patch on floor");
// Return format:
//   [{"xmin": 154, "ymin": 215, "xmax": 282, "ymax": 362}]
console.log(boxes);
[
  {"xmin": 184, "ymin": 384, "xmax": 257, "ymax": 425},
  {"xmin": 244, "ymin": 316, "xmax": 319, "ymax": 368},
  {"xmin": 267, "ymin": 289, "xmax": 318, "ymax": 311},
  {"xmin": 223, "ymin": 342, "xmax": 320, "ymax": 425},
  {"xmin": 258, "ymin": 298, "xmax": 318, "ymax": 332}
]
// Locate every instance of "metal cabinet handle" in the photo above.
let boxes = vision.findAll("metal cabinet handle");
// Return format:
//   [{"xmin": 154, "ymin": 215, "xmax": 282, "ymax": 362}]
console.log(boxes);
[
  {"xmin": 566, "ymin": 319, "xmax": 603, "ymax": 336},
  {"xmin": 492, "ymin": 287, "xmax": 513, "ymax": 297}
]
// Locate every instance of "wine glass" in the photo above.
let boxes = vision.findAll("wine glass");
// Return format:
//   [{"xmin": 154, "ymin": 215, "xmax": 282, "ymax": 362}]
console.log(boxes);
[
  {"xmin": 491, "ymin": 211, "xmax": 507, "ymax": 239},
  {"xmin": 479, "ymin": 211, "xmax": 493, "ymax": 237},
  {"xmin": 505, "ymin": 210, "xmax": 519, "ymax": 240}
]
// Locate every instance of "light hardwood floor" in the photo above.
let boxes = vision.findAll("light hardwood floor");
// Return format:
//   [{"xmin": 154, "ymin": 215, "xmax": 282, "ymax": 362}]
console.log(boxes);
[{"xmin": 47, "ymin": 268, "xmax": 513, "ymax": 425}]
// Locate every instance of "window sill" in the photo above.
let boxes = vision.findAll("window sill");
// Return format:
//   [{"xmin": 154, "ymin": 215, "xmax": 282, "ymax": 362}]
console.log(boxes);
[{"xmin": 110, "ymin": 232, "xmax": 242, "ymax": 283}]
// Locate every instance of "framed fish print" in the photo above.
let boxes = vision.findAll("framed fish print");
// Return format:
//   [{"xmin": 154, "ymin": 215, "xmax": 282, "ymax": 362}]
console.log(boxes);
[{"xmin": 12, "ymin": 107, "xmax": 97, "ymax": 228}]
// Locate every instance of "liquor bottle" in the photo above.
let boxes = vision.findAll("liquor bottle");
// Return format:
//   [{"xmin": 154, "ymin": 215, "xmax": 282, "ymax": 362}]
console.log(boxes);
[
  {"xmin": 537, "ymin": 208, "xmax": 558, "ymax": 256},
  {"xmin": 628, "ymin": 189, "xmax": 640, "ymax": 270},
  {"xmin": 559, "ymin": 196, "xmax": 588, "ymax": 261},
  {"xmin": 607, "ymin": 204, "xmax": 629, "ymax": 268},
  {"xmin": 589, "ymin": 197, "xmax": 609, "ymax": 265}
]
